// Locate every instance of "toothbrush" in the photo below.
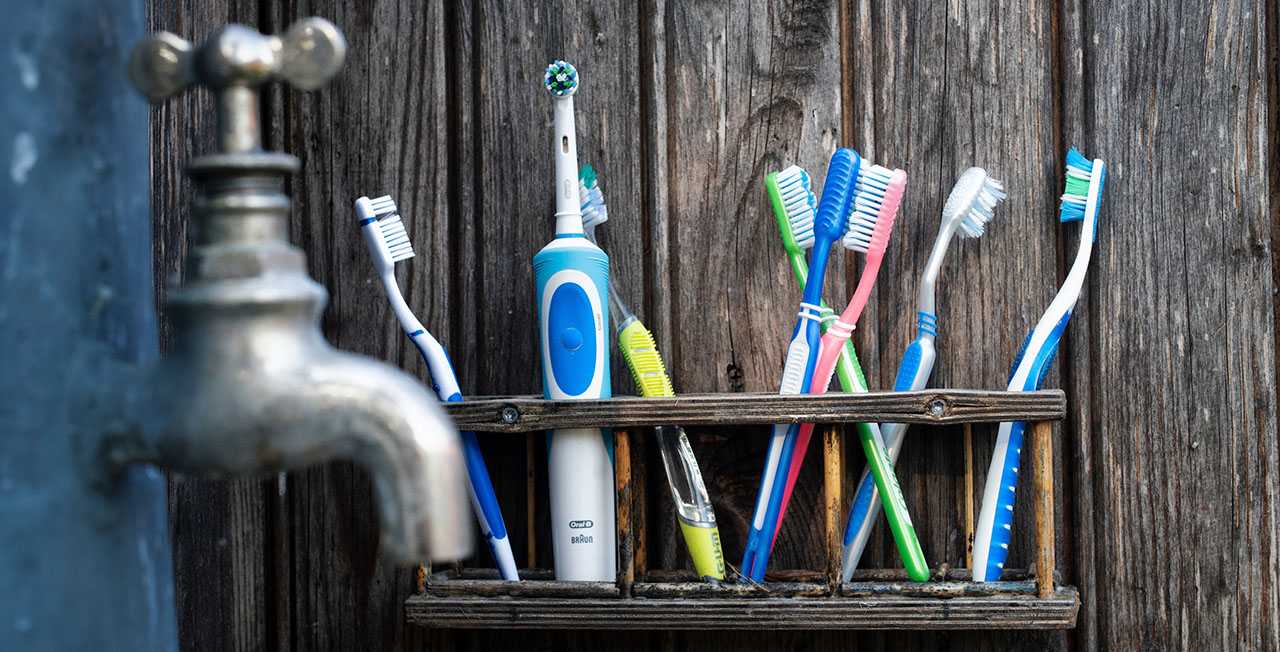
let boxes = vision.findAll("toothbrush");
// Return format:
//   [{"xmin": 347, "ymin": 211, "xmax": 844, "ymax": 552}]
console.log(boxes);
[
  {"xmin": 534, "ymin": 61, "xmax": 616, "ymax": 581},
  {"xmin": 772, "ymin": 164, "xmax": 929, "ymax": 582},
  {"xmin": 766, "ymin": 165, "xmax": 924, "ymax": 581},
  {"xmin": 741, "ymin": 148, "xmax": 860, "ymax": 582},
  {"xmin": 580, "ymin": 166, "xmax": 726, "ymax": 582},
  {"xmin": 353, "ymin": 195, "xmax": 519, "ymax": 581},
  {"xmin": 842, "ymin": 168, "xmax": 1005, "ymax": 580},
  {"xmin": 972, "ymin": 148, "xmax": 1105, "ymax": 582}
]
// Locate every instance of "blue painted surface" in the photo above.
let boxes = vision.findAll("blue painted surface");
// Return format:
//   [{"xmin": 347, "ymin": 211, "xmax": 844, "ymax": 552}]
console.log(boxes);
[{"xmin": 0, "ymin": 1, "xmax": 178, "ymax": 649}]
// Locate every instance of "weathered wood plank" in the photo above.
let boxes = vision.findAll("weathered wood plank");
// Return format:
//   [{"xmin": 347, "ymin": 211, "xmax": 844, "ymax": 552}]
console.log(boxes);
[
  {"xmin": 1063, "ymin": 0, "xmax": 1280, "ymax": 650},
  {"xmin": 406, "ymin": 590, "xmax": 1079, "ymax": 630},
  {"xmin": 444, "ymin": 390, "xmax": 1066, "ymax": 432},
  {"xmin": 1032, "ymin": 421, "xmax": 1055, "ymax": 599}
]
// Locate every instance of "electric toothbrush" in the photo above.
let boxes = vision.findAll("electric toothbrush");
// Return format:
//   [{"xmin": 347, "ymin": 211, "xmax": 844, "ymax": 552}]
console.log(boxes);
[{"xmin": 535, "ymin": 61, "xmax": 616, "ymax": 581}]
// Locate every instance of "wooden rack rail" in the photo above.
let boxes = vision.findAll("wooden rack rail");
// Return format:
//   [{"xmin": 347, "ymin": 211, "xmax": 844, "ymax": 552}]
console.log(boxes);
[{"xmin": 406, "ymin": 390, "xmax": 1077, "ymax": 630}]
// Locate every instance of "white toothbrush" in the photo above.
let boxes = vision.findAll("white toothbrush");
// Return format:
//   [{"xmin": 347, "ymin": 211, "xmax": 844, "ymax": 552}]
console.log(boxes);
[
  {"xmin": 841, "ymin": 167, "xmax": 1005, "ymax": 579},
  {"xmin": 354, "ymin": 195, "xmax": 519, "ymax": 581},
  {"xmin": 972, "ymin": 148, "xmax": 1104, "ymax": 581}
]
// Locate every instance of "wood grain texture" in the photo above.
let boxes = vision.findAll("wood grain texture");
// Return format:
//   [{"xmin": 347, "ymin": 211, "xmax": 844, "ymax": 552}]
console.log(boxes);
[
  {"xmin": 1062, "ymin": 0, "xmax": 1280, "ymax": 649},
  {"xmin": 844, "ymin": 2, "xmax": 1069, "ymax": 648},
  {"xmin": 406, "ymin": 590, "xmax": 1079, "ymax": 630},
  {"xmin": 145, "ymin": 0, "xmax": 1280, "ymax": 649},
  {"xmin": 645, "ymin": 0, "xmax": 845, "ymax": 579}
]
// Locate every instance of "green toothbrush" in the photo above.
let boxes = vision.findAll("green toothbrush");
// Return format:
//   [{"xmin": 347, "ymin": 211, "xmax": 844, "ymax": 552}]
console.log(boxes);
[{"xmin": 580, "ymin": 166, "xmax": 726, "ymax": 582}]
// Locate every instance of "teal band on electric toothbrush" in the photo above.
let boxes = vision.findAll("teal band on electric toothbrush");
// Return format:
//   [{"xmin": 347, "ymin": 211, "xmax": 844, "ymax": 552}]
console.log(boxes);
[{"xmin": 535, "ymin": 60, "xmax": 617, "ymax": 581}]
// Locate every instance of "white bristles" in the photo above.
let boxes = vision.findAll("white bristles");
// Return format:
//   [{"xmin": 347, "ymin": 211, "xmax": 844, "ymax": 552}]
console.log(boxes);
[
  {"xmin": 843, "ymin": 164, "xmax": 895, "ymax": 253},
  {"xmin": 367, "ymin": 195, "xmax": 397, "ymax": 218},
  {"xmin": 775, "ymin": 166, "xmax": 816, "ymax": 249},
  {"xmin": 942, "ymin": 168, "xmax": 1005, "ymax": 239},
  {"xmin": 579, "ymin": 179, "xmax": 608, "ymax": 232},
  {"xmin": 378, "ymin": 214, "xmax": 415, "ymax": 262}
]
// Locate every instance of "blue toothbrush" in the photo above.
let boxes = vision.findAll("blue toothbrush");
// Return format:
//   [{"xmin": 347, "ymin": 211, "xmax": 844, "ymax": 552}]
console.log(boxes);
[
  {"xmin": 535, "ymin": 61, "xmax": 616, "ymax": 581},
  {"xmin": 971, "ymin": 148, "xmax": 1105, "ymax": 581},
  {"xmin": 741, "ymin": 148, "xmax": 860, "ymax": 581},
  {"xmin": 353, "ymin": 195, "xmax": 519, "ymax": 580}
]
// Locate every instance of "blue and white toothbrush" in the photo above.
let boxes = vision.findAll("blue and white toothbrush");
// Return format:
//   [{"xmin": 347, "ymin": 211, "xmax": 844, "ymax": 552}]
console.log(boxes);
[
  {"xmin": 353, "ymin": 195, "xmax": 519, "ymax": 580},
  {"xmin": 972, "ymin": 148, "xmax": 1105, "ymax": 581},
  {"xmin": 741, "ymin": 147, "xmax": 860, "ymax": 582},
  {"xmin": 841, "ymin": 168, "xmax": 1005, "ymax": 580},
  {"xmin": 535, "ymin": 61, "xmax": 616, "ymax": 581}
]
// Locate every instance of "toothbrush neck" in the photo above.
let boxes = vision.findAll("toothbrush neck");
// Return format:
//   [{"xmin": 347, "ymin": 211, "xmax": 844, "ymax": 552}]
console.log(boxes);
[
  {"xmin": 802, "ymin": 243, "xmax": 834, "ymax": 303},
  {"xmin": 555, "ymin": 213, "xmax": 585, "ymax": 236},
  {"xmin": 917, "ymin": 223, "xmax": 958, "ymax": 316},
  {"xmin": 553, "ymin": 97, "xmax": 581, "ymax": 220}
]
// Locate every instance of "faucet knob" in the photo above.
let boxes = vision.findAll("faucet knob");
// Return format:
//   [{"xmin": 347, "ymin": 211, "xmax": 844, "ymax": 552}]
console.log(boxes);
[{"xmin": 128, "ymin": 18, "xmax": 346, "ymax": 152}]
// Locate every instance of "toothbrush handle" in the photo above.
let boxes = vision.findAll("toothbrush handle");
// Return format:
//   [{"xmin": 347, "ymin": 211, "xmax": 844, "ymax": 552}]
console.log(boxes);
[
  {"xmin": 786, "ymin": 251, "xmax": 867, "ymax": 394},
  {"xmin": 973, "ymin": 323, "xmax": 1064, "ymax": 581},
  {"xmin": 407, "ymin": 330, "xmax": 519, "ymax": 581},
  {"xmin": 617, "ymin": 320, "xmax": 725, "ymax": 581},
  {"xmin": 770, "ymin": 329, "xmax": 926, "ymax": 582},
  {"xmin": 535, "ymin": 241, "xmax": 616, "ymax": 581},
  {"xmin": 841, "ymin": 326, "xmax": 936, "ymax": 579}
]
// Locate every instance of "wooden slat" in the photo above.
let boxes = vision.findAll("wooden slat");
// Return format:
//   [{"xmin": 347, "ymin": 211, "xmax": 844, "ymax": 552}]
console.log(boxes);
[
  {"xmin": 645, "ymin": 0, "xmax": 844, "ymax": 577},
  {"xmin": 615, "ymin": 430, "xmax": 634, "ymax": 596},
  {"xmin": 963, "ymin": 424, "xmax": 975, "ymax": 568},
  {"xmin": 148, "ymin": 3, "xmax": 276, "ymax": 651},
  {"xmin": 406, "ymin": 590, "xmax": 1080, "ymax": 630},
  {"xmin": 823, "ymin": 426, "xmax": 842, "ymax": 592},
  {"xmin": 445, "ymin": 390, "xmax": 1066, "ymax": 432},
  {"xmin": 1032, "ymin": 421, "xmax": 1055, "ymax": 599},
  {"xmin": 849, "ymin": 1, "xmax": 1066, "ymax": 614}
]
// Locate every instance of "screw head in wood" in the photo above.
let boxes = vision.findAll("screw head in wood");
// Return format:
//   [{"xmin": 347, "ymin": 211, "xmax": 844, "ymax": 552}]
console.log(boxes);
[
  {"xmin": 501, "ymin": 407, "xmax": 519, "ymax": 424},
  {"xmin": 929, "ymin": 398, "xmax": 947, "ymax": 417}
]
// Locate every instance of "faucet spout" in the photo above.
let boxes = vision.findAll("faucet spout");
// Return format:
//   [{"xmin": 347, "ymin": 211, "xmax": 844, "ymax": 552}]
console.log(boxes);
[{"xmin": 122, "ymin": 341, "xmax": 472, "ymax": 565}]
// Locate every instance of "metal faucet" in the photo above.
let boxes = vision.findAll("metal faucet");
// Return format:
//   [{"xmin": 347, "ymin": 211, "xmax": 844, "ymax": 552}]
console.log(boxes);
[{"xmin": 105, "ymin": 18, "xmax": 471, "ymax": 564}]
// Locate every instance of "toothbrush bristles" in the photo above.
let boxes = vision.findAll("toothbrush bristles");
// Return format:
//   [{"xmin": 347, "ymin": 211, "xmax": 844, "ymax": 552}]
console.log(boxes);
[
  {"xmin": 775, "ymin": 166, "xmax": 816, "ymax": 249},
  {"xmin": 843, "ymin": 164, "xmax": 905, "ymax": 254},
  {"xmin": 379, "ymin": 214, "xmax": 416, "ymax": 262},
  {"xmin": 1059, "ymin": 147, "xmax": 1095, "ymax": 223},
  {"xmin": 958, "ymin": 176, "xmax": 1005, "ymax": 239},
  {"xmin": 579, "ymin": 166, "xmax": 609, "ymax": 232},
  {"xmin": 368, "ymin": 195, "xmax": 397, "ymax": 218}
]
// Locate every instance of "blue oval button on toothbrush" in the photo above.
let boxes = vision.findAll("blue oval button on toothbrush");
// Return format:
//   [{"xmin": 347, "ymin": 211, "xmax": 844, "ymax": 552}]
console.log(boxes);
[{"xmin": 562, "ymin": 328, "xmax": 583, "ymax": 350}]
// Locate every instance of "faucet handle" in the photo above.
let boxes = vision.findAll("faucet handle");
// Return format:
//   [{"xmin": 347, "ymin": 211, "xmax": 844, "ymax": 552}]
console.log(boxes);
[{"xmin": 128, "ymin": 18, "xmax": 346, "ymax": 152}]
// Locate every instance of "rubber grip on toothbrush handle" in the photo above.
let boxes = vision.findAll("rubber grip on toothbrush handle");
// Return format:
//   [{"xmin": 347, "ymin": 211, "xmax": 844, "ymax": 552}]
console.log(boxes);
[
  {"xmin": 405, "ymin": 329, "xmax": 519, "ymax": 580},
  {"xmin": 748, "ymin": 421, "xmax": 801, "ymax": 581},
  {"xmin": 460, "ymin": 429, "xmax": 519, "ymax": 581},
  {"xmin": 741, "ymin": 421, "xmax": 789, "ymax": 580},
  {"xmin": 973, "ymin": 420, "xmax": 1026, "ymax": 582}
]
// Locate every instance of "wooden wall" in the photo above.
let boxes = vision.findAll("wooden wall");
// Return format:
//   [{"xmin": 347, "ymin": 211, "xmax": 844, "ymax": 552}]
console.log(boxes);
[{"xmin": 148, "ymin": 0, "xmax": 1279, "ymax": 649}]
